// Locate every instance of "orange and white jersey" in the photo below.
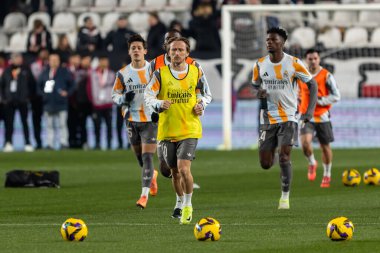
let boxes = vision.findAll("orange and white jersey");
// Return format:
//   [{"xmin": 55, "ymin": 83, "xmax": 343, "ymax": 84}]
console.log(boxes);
[
  {"xmin": 112, "ymin": 61, "xmax": 153, "ymax": 122},
  {"xmin": 298, "ymin": 67, "xmax": 340, "ymax": 123},
  {"xmin": 252, "ymin": 53, "xmax": 312, "ymax": 125}
]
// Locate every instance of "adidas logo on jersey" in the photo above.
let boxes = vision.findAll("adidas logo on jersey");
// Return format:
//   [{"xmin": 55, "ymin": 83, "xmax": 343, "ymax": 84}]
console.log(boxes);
[
  {"xmin": 263, "ymin": 72, "xmax": 269, "ymax": 77},
  {"xmin": 126, "ymin": 78, "xmax": 133, "ymax": 84}
]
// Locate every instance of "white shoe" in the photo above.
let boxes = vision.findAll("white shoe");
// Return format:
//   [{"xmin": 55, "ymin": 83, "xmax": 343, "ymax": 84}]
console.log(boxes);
[
  {"xmin": 278, "ymin": 198, "xmax": 290, "ymax": 209},
  {"xmin": 24, "ymin": 144, "xmax": 35, "ymax": 152},
  {"xmin": 193, "ymin": 183, "xmax": 201, "ymax": 189},
  {"xmin": 3, "ymin": 142, "xmax": 14, "ymax": 152}
]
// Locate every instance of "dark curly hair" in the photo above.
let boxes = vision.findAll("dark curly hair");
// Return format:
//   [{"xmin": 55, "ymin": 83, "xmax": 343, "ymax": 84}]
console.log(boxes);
[{"xmin": 267, "ymin": 27, "xmax": 288, "ymax": 42}]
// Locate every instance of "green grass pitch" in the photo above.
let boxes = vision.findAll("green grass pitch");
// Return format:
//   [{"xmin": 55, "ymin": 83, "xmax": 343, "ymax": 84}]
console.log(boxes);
[{"xmin": 0, "ymin": 149, "xmax": 379, "ymax": 253}]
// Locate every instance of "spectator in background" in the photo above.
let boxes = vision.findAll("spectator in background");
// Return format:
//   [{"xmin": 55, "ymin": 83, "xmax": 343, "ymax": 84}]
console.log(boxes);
[
  {"xmin": 261, "ymin": 0, "xmax": 280, "ymax": 28},
  {"xmin": 1, "ymin": 53, "xmax": 36, "ymax": 152},
  {"xmin": 147, "ymin": 12, "xmax": 167, "ymax": 60},
  {"xmin": 104, "ymin": 15, "xmax": 136, "ymax": 71},
  {"xmin": 189, "ymin": 2, "xmax": 221, "ymax": 58},
  {"xmin": 0, "ymin": 53, "xmax": 7, "ymax": 137},
  {"xmin": 169, "ymin": 20, "xmax": 190, "ymax": 38},
  {"xmin": 0, "ymin": 53, "xmax": 8, "ymax": 76},
  {"xmin": 104, "ymin": 16, "xmax": 136, "ymax": 53},
  {"xmin": 88, "ymin": 55, "xmax": 115, "ymax": 150},
  {"xmin": 75, "ymin": 52, "xmax": 93, "ymax": 150},
  {"xmin": 115, "ymin": 57, "xmax": 132, "ymax": 150},
  {"xmin": 30, "ymin": 48, "xmax": 49, "ymax": 149},
  {"xmin": 38, "ymin": 52, "xmax": 73, "ymax": 150},
  {"xmin": 56, "ymin": 34, "xmax": 73, "ymax": 65},
  {"xmin": 192, "ymin": 0, "xmax": 219, "ymax": 16},
  {"xmin": 67, "ymin": 53, "xmax": 82, "ymax": 148},
  {"xmin": 76, "ymin": 16, "xmax": 102, "ymax": 54},
  {"xmin": 27, "ymin": 19, "xmax": 52, "ymax": 56}
]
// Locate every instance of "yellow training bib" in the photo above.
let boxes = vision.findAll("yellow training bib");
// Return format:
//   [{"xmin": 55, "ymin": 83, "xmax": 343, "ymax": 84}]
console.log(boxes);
[{"xmin": 157, "ymin": 65, "xmax": 202, "ymax": 141}]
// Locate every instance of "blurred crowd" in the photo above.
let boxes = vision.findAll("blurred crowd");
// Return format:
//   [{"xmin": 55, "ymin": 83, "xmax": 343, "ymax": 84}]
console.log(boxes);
[{"xmin": 0, "ymin": 0, "xmax": 376, "ymax": 152}]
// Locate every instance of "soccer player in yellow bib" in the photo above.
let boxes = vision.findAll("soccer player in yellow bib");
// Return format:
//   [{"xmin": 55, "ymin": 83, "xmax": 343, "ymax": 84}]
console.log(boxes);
[
  {"xmin": 145, "ymin": 37, "xmax": 212, "ymax": 224},
  {"xmin": 150, "ymin": 30, "xmax": 207, "ymax": 219},
  {"xmin": 252, "ymin": 27, "xmax": 318, "ymax": 209}
]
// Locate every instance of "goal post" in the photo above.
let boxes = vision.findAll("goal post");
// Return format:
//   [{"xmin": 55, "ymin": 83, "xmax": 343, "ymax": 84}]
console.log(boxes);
[{"xmin": 221, "ymin": 3, "xmax": 380, "ymax": 150}]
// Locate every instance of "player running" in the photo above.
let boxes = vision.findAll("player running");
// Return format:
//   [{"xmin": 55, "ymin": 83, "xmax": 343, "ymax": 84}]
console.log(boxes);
[
  {"xmin": 145, "ymin": 37, "xmax": 212, "ymax": 224},
  {"xmin": 112, "ymin": 34, "xmax": 158, "ymax": 209},
  {"xmin": 252, "ymin": 27, "xmax": 318, "ymax": 209},
  {"xmin": 298, "ymin": 48, "xmax": 340, "ymax": 188},
  {"xmin": 150, "ymin": 29, "xmax": 208, "ymax": 219}
]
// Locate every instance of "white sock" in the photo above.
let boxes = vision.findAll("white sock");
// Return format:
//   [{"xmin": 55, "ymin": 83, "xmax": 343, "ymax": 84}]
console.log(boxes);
[
  {"xmin": 281, "ymin": 191, "xmax": 289, "ymax": 200},
  {"xmin": 323, "ymin": 163, "xmax": 332, "ymax": 177},
  {"xmin": 183, "ymin": 192, "xmax": 193, "ymax": 207},
  {"xmin": 141, "ymin": 187, "xmax": 150, "ymax": 197},
  {"xmin": 307, "ymin": 154, "xmax": 316, "ymax": 165},
  {"xmin": 174, "ymin": 194, "xmax": 183, "ymax": 209}
]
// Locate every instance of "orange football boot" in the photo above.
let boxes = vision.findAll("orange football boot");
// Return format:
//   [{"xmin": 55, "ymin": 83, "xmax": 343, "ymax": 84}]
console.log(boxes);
[
  {"xmin": 150, "ymin": 170, "xmax": 158, "ymax": 196},
  {"xmin": 136, "ymin": 196, "xmax": 148, "ymax": 209}
]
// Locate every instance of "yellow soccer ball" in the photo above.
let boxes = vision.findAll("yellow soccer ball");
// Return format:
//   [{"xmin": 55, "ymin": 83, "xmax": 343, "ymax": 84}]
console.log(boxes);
[
  {"xmin": 194, "ymin": 217, "xmax": 222, "ymax": 241},
  {"xmin": 363, "ymin": 168, "xmax": 380, "ymax": 185},
  {"xmin": 326, "ymin": 217, "xmax": 354, "ymax": 241},
  {"xmin": 342, "ymin": 169, "xmax": 361, "ymax": 186},
  {"xmin": 60, "ymin": 218, "xmax": 88, "ymax": 241}
]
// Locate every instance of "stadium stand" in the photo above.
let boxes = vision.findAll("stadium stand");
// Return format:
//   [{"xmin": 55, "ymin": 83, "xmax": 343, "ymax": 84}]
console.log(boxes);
[
  {"xmin": 101, "ymin": 12, "xmax": 121, "ymax": 34},
  {"xmin": 27, "ymin": 12, "xmax": 51, "ymax": 31},
  {"xmin": 369, "ymin": 27, "xmax": 380, "ymax": 47},
  {"xmin": 68, "ymin": 0, "xmax": 92, "ymax": 13},
  {"xmin": 317, "ymin": 27, "xmax": 342, "ymax": 48},
  {"xmin": 158, "ymin": 11, "xmax": 177, "ymax": 27},
  {"xmin": 90, "ymin": 0, "xmax": 118, "ymax": 13},
  {"xmin": 51, "ymin": 12, "xmax": 77, "ymax": 33},
  {"xmin": 3, "ymin": 12, "xmax": 27, "ymax": 34},
  {"xmin": 343, "ymin": 27, "xmax": 368, "ymax": 48},
  {"xmin": 289, "ymin": 27, "xmax": 316, "ymax": 49},
  {"xmin": 357, "ymin": 10, "xmax": 380, "ymax": 28},
  {"xmin": 128, "ymin": 12, "xmax": 150, "ymax": 34},
  {"xmin": 77, "ymin": 12, "xmax": 101, "ymax": 27},
  {"xmin": 332, "ymin": 10, "xmax": 357, "ymax": 28},
  {"xmin": 166, "ymin": 0, "xmax": 193, "ymax": 12},
  {"xmin": 117, "ymin": 0, "xmax": 143, "ymax": 12},
  {"xmin": 53, "ymin": 0, "xmax": 69, "ymax": 13},
  {"xmin": 6, "ymin": 32, "xmax": 28, "ymax": 52},
  {"xmin": 0, "ymin": 32, "xmax": 8, "ymax": 50},
  {"xmin": 313, "ymin": 11, "xmax": 330, "ymax": 29},
  {"xmin": 143, "ymin": 0, "xmax": 168, "ymax": 12}
]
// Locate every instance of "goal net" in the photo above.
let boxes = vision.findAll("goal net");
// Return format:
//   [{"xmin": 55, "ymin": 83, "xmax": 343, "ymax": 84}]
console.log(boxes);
[{"xmin": 221, "ymin": 4, "xmax": 380, "ymax": 149}]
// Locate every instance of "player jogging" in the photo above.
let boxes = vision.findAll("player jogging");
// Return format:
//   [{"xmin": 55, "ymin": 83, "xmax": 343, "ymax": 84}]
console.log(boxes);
[
  {"xmin": 252, "ymin": 27, "xmax": 318, "ymax": 209},
  {"xmin": 145, "ymin": 37, "xmax": 212, "ymax": 224},
  {"xmin": 112, "ymin": 34, "xmax": 158, "ymax": 209},
  {"xmin": 150, "ymin": 29, "xmax": 208, "ymax": 219},
  {"xmin": 298, "ymin": 48, "xmax": 340, "ymax": 188}
]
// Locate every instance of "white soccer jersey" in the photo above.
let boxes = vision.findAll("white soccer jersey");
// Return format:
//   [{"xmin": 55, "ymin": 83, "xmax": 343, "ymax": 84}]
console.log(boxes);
[
  {"xmin": 252, "ymin": 53, "xmax": 312, "ymax": 125},
  {"xmin": 112, "ymin": 61, "xmax": 153, "ymax": 122}
]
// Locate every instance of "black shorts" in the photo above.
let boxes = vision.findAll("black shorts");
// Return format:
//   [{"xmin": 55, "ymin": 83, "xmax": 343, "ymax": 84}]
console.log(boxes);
[
  {"xmin": 259, "ymin": 121, "xmax": 298, "ymax": 151},
  {"xmin": 126, "ymin": 121, "xmax": 158, "ymax": 146},
  {"xmin": 300, "ymin": 121, "xmax": 334, "ymax": 145},
  {"xmin": 158, "ymin": 138, "xmax": 198, "ymax": 169}
]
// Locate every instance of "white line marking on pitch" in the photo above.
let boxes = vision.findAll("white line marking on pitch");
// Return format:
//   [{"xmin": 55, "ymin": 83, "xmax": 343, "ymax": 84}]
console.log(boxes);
[{"xmin": 0, "ymin": 222, "xmax": 378, "ymax": 227}]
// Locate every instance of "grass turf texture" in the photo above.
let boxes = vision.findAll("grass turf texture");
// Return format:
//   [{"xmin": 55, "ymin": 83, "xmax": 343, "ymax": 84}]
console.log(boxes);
[{"xmin": 0, "ymin": 149, "xmax": 379, "ymax": 253}]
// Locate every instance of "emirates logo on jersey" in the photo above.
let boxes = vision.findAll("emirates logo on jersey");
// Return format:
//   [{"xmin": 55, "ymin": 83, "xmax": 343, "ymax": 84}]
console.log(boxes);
[{"xmin": 167, "ymin": 87, "xmax": 193, "ymax": 104}]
